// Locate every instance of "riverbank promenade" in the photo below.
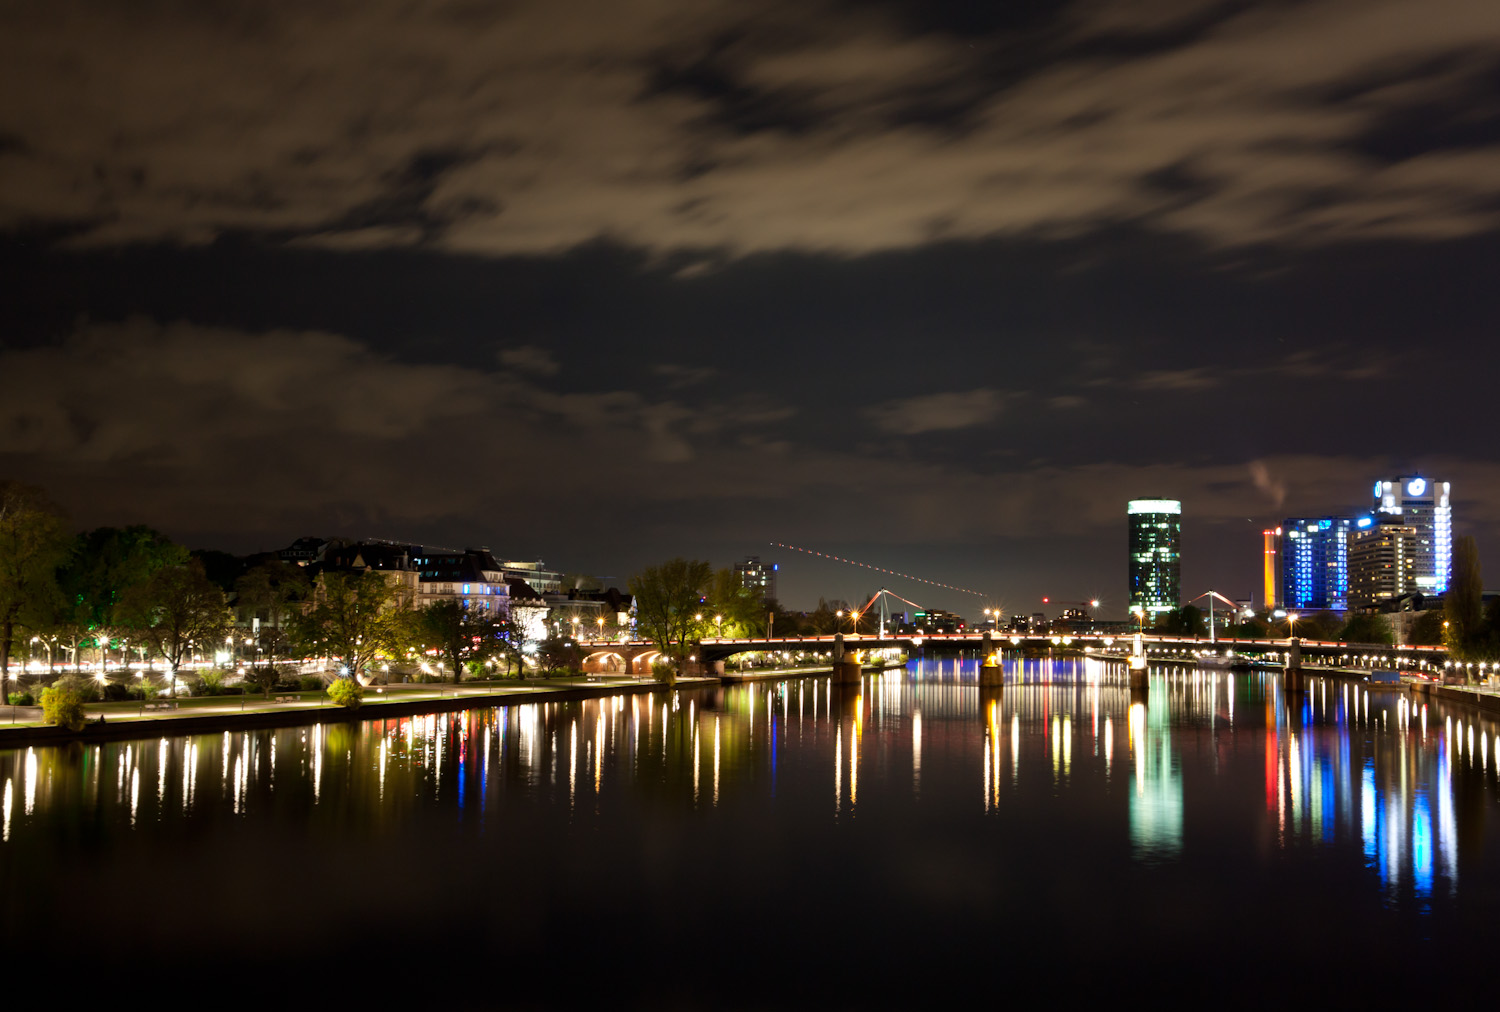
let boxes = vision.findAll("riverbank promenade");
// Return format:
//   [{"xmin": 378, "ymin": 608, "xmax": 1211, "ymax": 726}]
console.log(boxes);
[{"xmin": 0, "ymin": 673, "xmax": 731, "ymax": 746}]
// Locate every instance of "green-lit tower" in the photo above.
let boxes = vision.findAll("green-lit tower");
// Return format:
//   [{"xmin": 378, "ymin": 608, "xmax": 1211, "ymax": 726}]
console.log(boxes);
[{"xmin": 1128, "ymin": 498, "xmax": 1181, "ymax": 618}]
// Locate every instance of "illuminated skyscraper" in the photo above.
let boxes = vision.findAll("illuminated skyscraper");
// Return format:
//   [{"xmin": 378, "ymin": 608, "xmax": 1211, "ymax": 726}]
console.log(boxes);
[
  {"xmin": 1348, "ymin": 513, "xmax": 1419, "ymax": 609},
  {"xmin": 1281, "ymin": 517, "xmax": 1354, "ymax": 611},
  {"xmin": 1372, "ymin": 476, "xmax": 1451, "ymax": 594},
  {"xmin": 1128, "ymin": 499, "xmax": 1181, "ymax": 617},
  {"xmin": 1262, "ymin": 527, "xmax": 1281, "ymax": 610}
]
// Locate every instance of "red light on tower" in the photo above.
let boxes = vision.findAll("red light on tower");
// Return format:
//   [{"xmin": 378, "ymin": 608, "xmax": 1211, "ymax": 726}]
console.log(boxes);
[{"xmin": 1042, "ymin": 596, "xmax": 1049, "ymax": 603}]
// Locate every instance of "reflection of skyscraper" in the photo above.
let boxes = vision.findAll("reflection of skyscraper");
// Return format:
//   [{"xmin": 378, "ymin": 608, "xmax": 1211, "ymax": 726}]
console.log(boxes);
[
  {"xmin": 1281, "ymin": 517, "xmax": 1354, "ymax": 611},
  {"xmin": 1128, "ymin": 499, "xmax": 1181, "ymax": 617},
  {"xmin": 1129, "ymin": 700, "xmax": 1182, "ymax": 860},
  {"xmin": 1373, "ymin": 476, "xmax": 1451, "ymax": 593}
]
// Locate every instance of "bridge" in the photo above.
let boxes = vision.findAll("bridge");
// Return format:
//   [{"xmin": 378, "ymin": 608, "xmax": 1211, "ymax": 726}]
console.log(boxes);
[{"xmin": 581, "ymin": 631, "xmax": 1447, "ymax": 681}]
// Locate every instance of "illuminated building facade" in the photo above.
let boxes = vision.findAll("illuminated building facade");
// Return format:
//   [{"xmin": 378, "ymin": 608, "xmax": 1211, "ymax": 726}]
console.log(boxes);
[
  {"xmin": 734, "ymin": 555, "xmax": 778, "ymax": 602},
  {"xmin": 1373, "ymin": 476, "xmax": 1451, "ymax": 594},
  {"xmin": 1128, "ymin": 499, "xmax": 1181, "ymax": 617},
  {"xmin": 1348, "ymin": 514, "xmax": 1418, "ymax": 610},
  {"xmin": 1262, "ymin": 528, "xmax": 1281, "ymax": 610},
  {"xmin": 1281, "ymin": 517, "xmax": 1354, "ymax": 611}
]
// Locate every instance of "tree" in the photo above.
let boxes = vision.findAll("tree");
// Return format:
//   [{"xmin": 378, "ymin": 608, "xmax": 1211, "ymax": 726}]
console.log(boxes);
[
  {"xmin": 1339, "ymin": 612, "xmax": 1392, "ymax": 645},
  {"xmin": 1233, "ymin": 613, "xmax": 1271, "ymax": 638},
  {"xmin": 0, "ymin": 481, "xmax": 72, "ymax": 686},
  {"xmin": 1408, "ymin": 609, "xmax": 1445, "ymax": 646},
  {"xmin": 706, "ymin": 568, "xmax": 765, "ymax": 637},
  {"xmin": 119, "ymin": 560, "xmax": 232, "ymax": 694},
  {"xmin": 416, "ymin": 600, "xmax": 504, "ymax": 683},
  {"xmin": 498, "ymin": 600, "xmax": 549, "ymax": 677},
  {"xmin": 39, "ymin": 681, "xmax": 86, "ymax": 732},
  {"xmin": 292, "ymin": 570, "xmax": 407, "ymax": 682},
  {"xmin": 630, "ymin": 559, "xmax": 713, "ymax": 665},
  {"xmin": 60, "ymin": 525, "xmax": 188, "ymax": 671},
  {"xmin": 1156, "ymin": 605, "xmax": 1206, "ymax": 637},
  {"xmin": 234, "ymin": 560, "xmax": 310, "ymax": 659},
  {"xmin": 1445, "ymin": 535, "xmax": 1483, "ymax": 667},
  {"xmin": 245, "ymin": 665, "xmax": 280, "ymax": 698},
  {"xmin": 807, "ymin": 598, "xmax": 846, "ymax": 635}
]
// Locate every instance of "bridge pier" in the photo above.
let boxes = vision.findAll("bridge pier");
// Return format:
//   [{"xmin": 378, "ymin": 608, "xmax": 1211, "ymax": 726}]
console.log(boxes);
[
  {"xmin": 979, "ymin": 632, "xmax": 1003, "ymax": 687},
  {"xmin": 1283, "ymin": 637, "xmax": 1303, "ymax": 693},
  {"xmin": 1129, "ymin": 632, "xmax": 1148, "ymax": 691},
  {"xmin": 831, "ymin": 633, "xmax": 863, "ymax": 684}
]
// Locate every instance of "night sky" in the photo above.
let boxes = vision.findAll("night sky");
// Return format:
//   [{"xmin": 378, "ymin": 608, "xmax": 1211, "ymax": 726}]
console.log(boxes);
[{"xmin": 2, "ymin": 0, "xmax": 1497, "ymax": 616}]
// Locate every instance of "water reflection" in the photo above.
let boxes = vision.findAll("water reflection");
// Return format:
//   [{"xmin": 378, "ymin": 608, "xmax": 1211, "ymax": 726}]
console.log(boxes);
[{"xmin": 0, "ymin": 661, "xmax": 1495, "ymax": 914}]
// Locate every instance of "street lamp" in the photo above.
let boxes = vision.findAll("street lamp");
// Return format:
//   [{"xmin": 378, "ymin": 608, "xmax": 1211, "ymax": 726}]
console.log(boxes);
[{"xmin": 596, "ymin": 616, "xmax": 605, "ymax": 641}]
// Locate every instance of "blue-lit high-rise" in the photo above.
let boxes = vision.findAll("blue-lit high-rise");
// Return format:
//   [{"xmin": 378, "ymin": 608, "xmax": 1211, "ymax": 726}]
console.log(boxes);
[
  {"xmin": 1373, "ymin": 476, "xmax": 1451, "ymax": 594},
  {"xmin": 1281, "ymin": 517, "xmax": 1354, "ymax": 611}
]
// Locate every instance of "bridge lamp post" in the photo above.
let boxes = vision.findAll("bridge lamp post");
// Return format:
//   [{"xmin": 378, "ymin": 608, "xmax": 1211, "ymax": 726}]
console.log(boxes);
[
  {"xmin": 597, "ymin": 616, "xmax": 605, "ymax": 641},
  {"xmin": 714, "ymin": 614, "xmax": 723, "ymax": 638}
]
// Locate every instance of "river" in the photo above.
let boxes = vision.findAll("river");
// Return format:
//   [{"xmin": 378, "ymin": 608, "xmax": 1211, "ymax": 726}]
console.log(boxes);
[{"xmin": 3, "ymin": 658, "xmax": 1497, "ymax": 1006}]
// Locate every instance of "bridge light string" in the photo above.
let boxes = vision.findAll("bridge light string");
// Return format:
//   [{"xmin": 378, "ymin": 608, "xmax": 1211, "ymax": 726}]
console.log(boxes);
[{"xmin": 770, "ymin": 543, "xmax": 987, "ymax": 598}]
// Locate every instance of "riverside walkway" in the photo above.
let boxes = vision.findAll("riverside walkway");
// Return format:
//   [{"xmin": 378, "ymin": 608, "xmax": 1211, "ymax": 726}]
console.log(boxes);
[{"xmin": 0, "ymin": 673, "xmax": 730, "ymax": 746}]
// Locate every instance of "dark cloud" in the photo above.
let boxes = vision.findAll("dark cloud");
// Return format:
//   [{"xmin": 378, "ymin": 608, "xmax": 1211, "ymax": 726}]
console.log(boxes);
[
  {"xmin": 2, "ymin": 0, "xmax": 1499, "ymax": 611},
  {"xmin": 4, "ymin": 0, "xmax": 1499, "ymax": 253}
]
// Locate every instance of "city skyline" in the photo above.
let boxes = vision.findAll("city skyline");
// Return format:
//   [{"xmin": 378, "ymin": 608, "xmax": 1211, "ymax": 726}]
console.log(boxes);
[{"xmin": 2, "ymin": 1, "xmax": 1498, "ymax": 616}]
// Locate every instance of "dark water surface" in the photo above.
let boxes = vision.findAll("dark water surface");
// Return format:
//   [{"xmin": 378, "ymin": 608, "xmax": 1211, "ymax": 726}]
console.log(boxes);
[{"xmin": 4, "ymin": 659, "xmax": 1499, "ymax": 1006}]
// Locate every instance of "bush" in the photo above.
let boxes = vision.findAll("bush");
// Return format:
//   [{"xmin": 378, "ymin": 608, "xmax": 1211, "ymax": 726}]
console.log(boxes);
[
  {"xmin": 326, "ymin": 677, "xmax": 364, "ymax": 709},
  {"xmin": 299, "ymin": 675, "xmax": 324, "ymax": 691},
  {"xmin": 196, "ymin": 669, "xmax": 226, "ymax": 695},
  {"xmin": 651, "ymin": 658, "xmax": 678, "ymax": 686},
  {"xmin": 7, "ymin": 692, "xmax": 34, "ymax": 706},
  {"xmin": 40, "ymin": 685, "xmax": 86, "ymax": 731},
  {"xmin": 50, "ymin": 674, "xmax": 99, "ymax": 704},
  {"xmin": 128, "ymin": 682, "xmax": 160, "ymax": 702},
  {"xmin": 101, "ymin": 682, "xmax": 133, "ymax": 702}
]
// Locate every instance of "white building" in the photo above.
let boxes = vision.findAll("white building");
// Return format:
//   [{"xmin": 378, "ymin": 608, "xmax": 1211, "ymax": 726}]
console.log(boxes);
[{"xmin": 1373, "ymin": 476, "xmax": 1452, "ymax": 594}]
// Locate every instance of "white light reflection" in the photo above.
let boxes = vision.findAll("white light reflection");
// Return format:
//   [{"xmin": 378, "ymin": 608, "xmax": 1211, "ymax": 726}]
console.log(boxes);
[
  {"xmin": 1011, "ymin": 712, "xmax": 1019, "ymax": 780},
  {"xmin": 1, "ymin": 779, "xmax": 10, "ymax": 841},
  {"xmin": 912, "ymin": 709, "xmax": 922, "ymax": 793},
  {"xmin": 834, "ymin": 721, "xmax": 842, "ymax": 814},
  {"xmin": 24, "ymin": 748, "xmax": 36, "ymax": 815}
]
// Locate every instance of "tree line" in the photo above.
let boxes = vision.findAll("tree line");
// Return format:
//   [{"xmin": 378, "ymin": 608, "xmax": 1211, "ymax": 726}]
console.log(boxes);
[
  {"xmin": 0, "ymin": 480, "xmax": 548, "ymax": 695},
  {"xmin": 626, "ymin": 556, "xmax": 887, "ymax": 668}
]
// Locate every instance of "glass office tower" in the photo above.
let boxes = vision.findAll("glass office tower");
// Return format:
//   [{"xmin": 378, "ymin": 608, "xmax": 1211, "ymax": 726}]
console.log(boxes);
[
  {"xmin": 1281, "ymin": 517, "xmax": 1354, "ymax": 611},
  {"xmin": 1128, "ymin": 499, "xmax": 1182, "ymax": 617}
]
